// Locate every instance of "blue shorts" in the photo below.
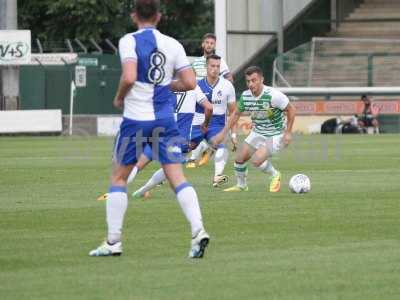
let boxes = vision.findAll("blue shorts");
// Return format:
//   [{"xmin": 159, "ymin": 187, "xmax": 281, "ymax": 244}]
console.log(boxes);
[
  {"xmin": 142, "ymin": 139, "xmax": 190, "ymax": 160},
  {"xmin": 113, "ymin": 117, "xmax": 186, "ymax": 165},
  {"xmin": 190, "ymin": 124, "xmax": 225, "ymax": 149}
]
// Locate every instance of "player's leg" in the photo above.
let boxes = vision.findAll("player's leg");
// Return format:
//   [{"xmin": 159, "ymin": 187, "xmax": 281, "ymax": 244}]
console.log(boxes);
[
  {"xmin": 132, "ymin": 167, "xmax": 166, "ymax": 199},
  {"xmin": 188, "ymin": 140, "xmax": 210, "ymax": 165},
  {"xmin": 163, "ymin": 163, "xmax": 204, "ymax": 236},
  {"xmin": 252, "ymin": 134, "xmax": 283, "ymax": 192},
  {"xmin": 212, "ymin": 144, "xmax": 229, "ymax": 187},
  {"xmin": 252, "ymin": 146, "xmax": 280, "ymax": 192},
  {"xmin": 90, "ymin": 120, "xmax": 143, "ymax": 256},
  {"xmin": 186, "ymin": 125, "xmax": 205, "ymax": 168},
  {"xmin": 159, "ymin": 120, "xmax": 209, "ymax": 258},
  {"xmin": 372, "ymin": 118, "xmax": 379, "ymax": 134},
  {"xmin": 90, "ymin": 163, "xmax": 132, "ymax": 256},
  {"xmin": 197, "ymin": 141, "xmax": 212, "ymax": 167},
  {"xmin": 97, "ymin": 142, "xmax": 153, "ymax": 201},
  {"xmin": 207, "ymin": 126, "xmax": 229, "ymax": 187},
  {"xmin": 163, "ymin": 163, "xmax": 209, "ymax": 258},
  {"xmin": 132, "ymin": 140, "xmax": 193, "ymax": 199},
  {"xmin": 106, "ymin": 162, "xmax": 133, "ymax": 242},
  {"xmin": 223, "ymin": 141, "xmax": 253, "ymax": 192},
  {"xmin": 358, "ymin": 119, "xmax": 367, "ymax": 133},
  {"xmin": 127, "ymin": 144, "xmax": 153, "ymax": 184}
]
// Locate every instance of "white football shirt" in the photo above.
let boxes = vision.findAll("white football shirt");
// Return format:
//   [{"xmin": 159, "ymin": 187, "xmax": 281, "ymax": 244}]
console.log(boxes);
[
  {"xmin": 118, "ymin": 27, "xmax": 191, "ymax": 121},
  {"xmin": 192, "ymin": 77, "xmax": 236, "ymax": 126}
]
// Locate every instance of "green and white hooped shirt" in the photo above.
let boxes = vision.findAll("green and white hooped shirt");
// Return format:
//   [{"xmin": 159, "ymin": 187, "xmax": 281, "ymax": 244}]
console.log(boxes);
[
  {"xmin": 238, "ymin": 85, "xmax": 289, "ymax": 137},
  {"xmin": 191, "ymin": 56, "xmax": 230, "ymax": 80}
]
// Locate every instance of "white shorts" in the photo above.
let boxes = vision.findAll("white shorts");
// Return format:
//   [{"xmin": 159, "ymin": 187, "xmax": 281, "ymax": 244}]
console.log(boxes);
[{"xmin": 244, "ymin": 131, "xmax": 284, "ymax": 155}]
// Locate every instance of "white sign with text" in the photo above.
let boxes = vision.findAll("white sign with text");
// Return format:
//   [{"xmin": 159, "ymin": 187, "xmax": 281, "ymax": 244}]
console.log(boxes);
[{"xmin": 0, "ymin": 30, "xmax": 31, "ymax": 65}]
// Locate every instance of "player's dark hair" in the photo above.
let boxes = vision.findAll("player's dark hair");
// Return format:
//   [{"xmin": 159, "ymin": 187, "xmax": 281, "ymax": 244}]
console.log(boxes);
[
  {"xmin": 361, "ymin": 94, "xmax": 368, "ymax": 100},
  {"xmin": 245, "ymin": 66, "xmax": 263, "ymax": 77},
  {"xmin": 202, "ymin": 33, "xmax": 217, "ymax": 42},
  {"xmin": 134, "ymin": 0, "xmax": 160, "ymax": 20},
  {"xmin": 206, "ymin": 54, "xmax": 221, "ymax": 62}
]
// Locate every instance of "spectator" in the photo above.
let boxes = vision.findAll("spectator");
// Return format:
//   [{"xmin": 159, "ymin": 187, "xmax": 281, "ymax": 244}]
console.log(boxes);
[{"xmin": 357, "ymin": 95, "xmax": 379, "ymax": 134}]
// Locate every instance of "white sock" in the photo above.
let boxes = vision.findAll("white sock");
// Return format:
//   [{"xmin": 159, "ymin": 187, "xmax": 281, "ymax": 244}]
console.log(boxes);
[
  {"xmin": 258, "ymin": 160, "xmax": 278, "ymax": 176},
  {"xmin": 107, "ymin": 187, "xmax": 128, "ymax": 244},
  {"xmin": 190, "ymin": 140, "xmax": 209, "ymax": 161},
  {"xmin": 127, "ymin": 166, "xmax": 139, "ymax": 184},
  {"xmin": 136, "ymin": 168, "xmax": 166, "ymax": 195},
  {"xmin": 214, "ymin": 147, "xmax": 228, "ymax": 177},
  {"xmin": 234, "ymin": 162, "xmax": 248, "ymax": 188},
  {"xmin": 175, "ymin": 183, "xmax": 204, "ymax": 237}
]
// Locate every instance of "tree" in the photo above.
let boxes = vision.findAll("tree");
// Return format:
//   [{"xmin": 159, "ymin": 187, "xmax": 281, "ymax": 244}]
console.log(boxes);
[
  {"xmin": 160, "ymin": 0, "xmax": 214, "ymax": 54},
  {"xmin": 18, "ymin": 0, "xmax": 214, "ymax": 55},
  {"xmin": 18, "ymin": 0, "xmax": 128, "ymax": 41}
]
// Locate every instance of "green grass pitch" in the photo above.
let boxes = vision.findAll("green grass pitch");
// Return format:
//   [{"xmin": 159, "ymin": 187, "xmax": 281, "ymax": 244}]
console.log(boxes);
[{"xmin": 1, "ymin": 134, "xmax": 400, "ymax": 299}]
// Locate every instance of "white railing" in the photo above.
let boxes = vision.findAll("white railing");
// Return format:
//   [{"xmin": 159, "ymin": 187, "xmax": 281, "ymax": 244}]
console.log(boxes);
[{"xmin": 277, "ymin": 86, "xmax": 400, "ymax": 97}]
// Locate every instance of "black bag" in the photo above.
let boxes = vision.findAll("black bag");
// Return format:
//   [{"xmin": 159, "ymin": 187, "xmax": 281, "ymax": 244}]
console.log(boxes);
[
  {"xmin": 341, "ymin": 123, "xmax": 360, "ymax": 134},
  {"xmin": 321, "ymin": 118, "xmax": 337, "ymax": 134}
]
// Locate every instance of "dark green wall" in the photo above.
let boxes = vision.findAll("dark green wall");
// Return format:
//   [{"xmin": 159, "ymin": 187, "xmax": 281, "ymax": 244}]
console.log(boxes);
[
  {"xmin": 20, "ymin": 54, "xmax": 121, "ymax": 114},
  {"xmin": 20, "ymin": 66, "xmax": 46, "ymax": 110},
  {"xmin": 74, "ymin": 54, "xmax": 121, "ymax": 114}
]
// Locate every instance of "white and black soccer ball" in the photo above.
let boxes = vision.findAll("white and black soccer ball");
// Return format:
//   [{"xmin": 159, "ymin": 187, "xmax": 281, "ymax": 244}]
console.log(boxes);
[{"xmin": 289, "ymin": 174, "xmax": 311, "ymax": 194}]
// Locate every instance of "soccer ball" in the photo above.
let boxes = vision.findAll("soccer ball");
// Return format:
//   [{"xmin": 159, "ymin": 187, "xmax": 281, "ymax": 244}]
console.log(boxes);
[{"xmin": 289, "ymin": 174, "xmax": 311, "ymax": 194}]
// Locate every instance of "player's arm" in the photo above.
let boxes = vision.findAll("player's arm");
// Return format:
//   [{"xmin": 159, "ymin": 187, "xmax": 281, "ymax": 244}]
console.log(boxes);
[
  {"xmin": 221, "ymin": 89, "xmax": 244, "ymax": 138},
  {"xmin": 283, "ymin": 102, "xmax": 296, "ymax": 147},
  {"xmin": 200, "ymin": 99, "xmax": 213, "ymax": 133},
  {"xmin": 271, "ymin": 89, "xmax": 295, "ymax": 146},
  {"xmin": 226, "ymin": 106, "xmax": 241, "ymax": 132},
  {"xmin": 227, "ymin": 101, "xmax": 239, "ymax": 151},
  {"xmin": 212, "ymin": 105, "xmax": 242, "ymax": 146},
  {"xmin": 219, "ymin": 59, "xmax": 233, "ymax": 82},
  {"xmin": 171, "ymin": 43, "xmax": 197, "ymax": 92},
  {"xmin": 225, "ymin": 82, "xmax": 239, "ymax": 148},
  {"xmin": 114, "ymin": 35, "xmax": 138, "ymax": 109},
  {"xmin": 170, "ymin": 68, "xmax": 196, "ymax": 92},
  {"xmin": 220, "ymin": 58, "xmax": 233, "ymax": 82},
  {"xmin": 194, "ymin": 85, "xmax": 213, "ymax": 133},
  {"xmin": 114, "ymin": 61, "xmax": 137, "ymax": 109},
  {"xmin": 223, "ymin": 72, "xmax": 234, "ymax": 82}
]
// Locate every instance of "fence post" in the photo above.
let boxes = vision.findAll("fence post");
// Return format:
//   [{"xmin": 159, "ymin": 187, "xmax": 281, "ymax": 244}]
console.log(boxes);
[{"xmin": 367, "ymin": 54, "xmax": 373, "ymax": 87}]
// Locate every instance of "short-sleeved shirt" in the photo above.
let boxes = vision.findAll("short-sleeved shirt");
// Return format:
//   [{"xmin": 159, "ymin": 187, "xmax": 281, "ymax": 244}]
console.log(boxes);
[
  {"xmin": 192, "ymin": 77, "xmax": 236, "ymax": 126},
  {"xmin": 191, "ymin": 56, "xmax": 230, "ymax": 80},
  {"xmin": 174, "ymin": 89, "xmax": 207, "ymax": 140},
  {"xmin": 118, "ymin": 27, "xmax": 191, "ymax": 121},
  {"xmin": 238, "ymin": 85, "xmax": 289, "ymax": 137}
]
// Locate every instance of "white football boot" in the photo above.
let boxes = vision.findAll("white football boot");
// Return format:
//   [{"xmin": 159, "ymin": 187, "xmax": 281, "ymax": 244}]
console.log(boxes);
[
  {"xmin": 89, "ymin": 241, "xmax": 122, "ymax": 257},
  {"xmin": 212, "ymin": 175, "xmax": 228, "ymax": 187},
  {"xmin": 188, "ymin": 229, "xmax": 210, "ymax": 259}
]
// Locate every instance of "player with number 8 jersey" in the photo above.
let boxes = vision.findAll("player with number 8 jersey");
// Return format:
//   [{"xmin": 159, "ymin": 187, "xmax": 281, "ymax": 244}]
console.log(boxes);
[
  {"xmin": 119, "ymin": 29, "xmax": 188, "ymax": 122},
  {"xmin": 89, "ymin": 0, "xmax": 210, "ymax": 259}
]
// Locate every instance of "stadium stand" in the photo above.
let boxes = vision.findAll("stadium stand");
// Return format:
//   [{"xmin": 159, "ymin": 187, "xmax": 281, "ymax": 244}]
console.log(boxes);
[
  {"xmin": 274, "ymin": 38, "xmax": 400, "ymax": 88},
  {"xmin": 271, "ymin": 0, "xmax": 400, "ymax": 134},
  {"xmin": 333, "ymin": 0, "xmax": 400, "ymax": 39},
  {"xmin": 274, "ymin": 0, "xmax": 400, "ymax": 88}
]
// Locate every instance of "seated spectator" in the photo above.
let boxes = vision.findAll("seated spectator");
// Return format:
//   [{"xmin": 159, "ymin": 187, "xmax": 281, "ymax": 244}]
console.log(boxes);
[{"xmin": 357, "ymin": 95, "xmax": 379, "ymax": 134}]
